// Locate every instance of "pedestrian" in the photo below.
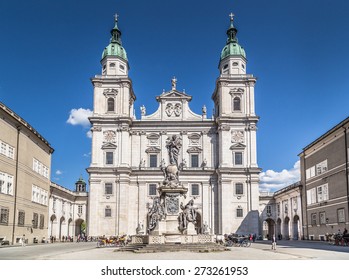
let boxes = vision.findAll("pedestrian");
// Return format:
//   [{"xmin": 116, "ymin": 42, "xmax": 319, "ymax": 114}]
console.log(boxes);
[
  {"xmin": 21, "ymin": 234, "xmax": 26, "ymax": 247},
  {"xmin": 271, "ymin": 234, "xmax": 276, "ymax": 250}
]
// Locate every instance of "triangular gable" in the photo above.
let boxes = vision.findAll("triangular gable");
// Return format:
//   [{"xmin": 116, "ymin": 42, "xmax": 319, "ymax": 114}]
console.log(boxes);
[
  {"xmin": 101, "ymin": 143, "xmax": 117, "ymax": 149},
  {"xmin": 230, "ymin": 143, "xmax": 246, "ymax": 149},
  {"xmin": 156, "ymin": 89, "xmax": 192, "ymax": 101}
]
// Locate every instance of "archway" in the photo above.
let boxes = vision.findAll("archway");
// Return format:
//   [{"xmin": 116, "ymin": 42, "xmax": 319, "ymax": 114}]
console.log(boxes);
[
  {"xmin": 50, "ymin": 215, "xmax": 57, "ymax": 238},
  {"xmin": 293, "ymin": 215, "xmax": 300, "ymax": 240},
  {"xmin": 276, "ymin": 218, "xmax": 282, "ymax": 239},
  {"xmin": 262, "ymin": 218, "xmax": 275, "ymax": 240},
  {"xmin": 67, "ymin": 218, "xmax": 73, "ymax": 237},
  {"xmin": 283, "ymin": 217, "xmax": 290, "ymax": 239},
  {"xmin": 59, "ymin": 217, "xmax": 65, "ymax": 240},
  {"xmin": 75, "ymin": 218, "xmax": 84, "ymax": 237}
]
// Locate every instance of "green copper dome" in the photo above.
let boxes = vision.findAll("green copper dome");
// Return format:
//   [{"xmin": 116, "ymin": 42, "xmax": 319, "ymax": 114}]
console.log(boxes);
[
  {"xmin": 101, "ymin": 14, "xmax": 128, "ymax": 61},
  {"xmin": 220, "ymin": 14, "xmax": 246, "ymax": 60}
]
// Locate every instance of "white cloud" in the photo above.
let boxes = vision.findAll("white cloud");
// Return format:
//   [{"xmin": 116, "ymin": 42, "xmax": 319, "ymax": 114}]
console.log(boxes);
[
  {"xmin": 86, "ymin": 130, "xmax": 92, "ymax": 139},
  {"xmin": 66, "ymin": 108, "xmax": 92, "ymax": 127},
  {"xmin": 55, "ymin": 170, "xmax": 63, "ymax": 175},
  {"xmin": 259, "ymin": 160, "xmax": 300, "ymax": 192},
  {"xmin": 83, "ymin": 152, "xmax": 91, "ymax": 157}
]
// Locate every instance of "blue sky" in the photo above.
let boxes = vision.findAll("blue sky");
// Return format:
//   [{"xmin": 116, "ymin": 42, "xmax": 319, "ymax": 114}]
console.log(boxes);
[{"xmin": 0, "ymin": 0, "xmax": 348, "ymax": 191}]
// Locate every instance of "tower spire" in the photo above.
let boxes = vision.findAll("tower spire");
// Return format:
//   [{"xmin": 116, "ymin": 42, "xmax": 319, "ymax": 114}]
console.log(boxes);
[
  {"xmin": 227, "ymin": 12, "xmax": 238, "ymax": 44},
  {"xmin": 110, "ymin": 12, "xmax": 122, "ymax": 44}
]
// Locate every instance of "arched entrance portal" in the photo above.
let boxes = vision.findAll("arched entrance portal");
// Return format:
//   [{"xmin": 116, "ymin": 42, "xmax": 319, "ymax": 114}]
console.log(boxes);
[
  {"xmin": 283, "ymin": 217, "xmax": 290, "ymax": 239},
  {"xmin": 293, "ymin": 215, "xmax": 300, "ymax": 240},
  {"xmin": 59, "ymin": 217, "xmax": 65, "ymax": 240},
  {"xmin": 75, "ymin": 219, "xmax": 85, "ymax": 237},
  {"xmin": 276, "ymin": 218, "xmax": 282, "ymax": 239},
  {"xmin": 263, "ymin": 218, "xmax": 275, "ymax": 240},
  {"xmin": 50, "ymin": 215, "xmax": 57, "ymax": 238}
]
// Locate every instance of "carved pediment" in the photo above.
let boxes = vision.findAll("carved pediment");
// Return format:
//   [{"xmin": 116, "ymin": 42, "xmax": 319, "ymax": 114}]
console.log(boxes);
[
  {"xmin": 230, "ymin": 143, "xmax": 246, "ymax": 150},
  {"xmin": 230, "ymin": 88, "xmax": 245, "ymax": 94},
  {"xmin": 187, "ymin": 147, "xmax": 203, "ymax": 153},
  {"xmin": 147, "ymin": 133, "xmax": 160, "ymax": 139},
  {"xmin": 145, "ymin": 147, "xmax": 161, "ymax": 153},
  {"xmin": 103, "ymin": 88, "xmax": 118, "ymax": 97},
  {"xmin": 101, "ymin": 143, "xmax": 117, "ymax": 149},
  {"xmin": 188, "ymin": 133, "xmax": 201, "ymax": 140},
  {"xmin": 156, "ymin": 89, "xmax": 192, "ymax": 101}
]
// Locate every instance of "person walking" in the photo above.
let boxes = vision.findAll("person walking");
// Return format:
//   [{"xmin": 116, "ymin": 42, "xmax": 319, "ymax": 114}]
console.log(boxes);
[
  {"xmin": 21, "ymin": 234, "xmax": 26, "ymax": 247},
  {"xmin": 271, "ymin": 234, "xmax": 276, "ymax": 250}
]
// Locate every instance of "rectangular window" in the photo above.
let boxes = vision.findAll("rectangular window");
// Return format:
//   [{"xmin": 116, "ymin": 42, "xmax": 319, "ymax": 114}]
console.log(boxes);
[
  {"xmin": 0, "ymin": 207, "xmax": 9, "ymax": 225},
  {"xmin": 18, "ymin": 211, "xmax": 25, "ymax": 226},
  {"xmin": 316, "ymin": 160, "xmax": 328, "ymax": 175},
  {"xmin": 235, "ymin": 183, "xmax": 243, "ymax": 195},
  {"xmin": 106, "ymin": 152, "xmax": 114, "ymax": 165},
  {"xmin": 105, "ymin": 207, "xmax": 112, "ymax": 217},
  {"xmin": 311, "ymin": 213, "xmax": 317, "ymax": 225},
  {"xmin": 6, "ymin": 175, "xmax": 13, "ymax": 195},
  {"xmin": 236, "ymin": 208, "xmax": 243, "ymax": 218},
  {"xmin": 148, "ymin": 184, "xmax": 157, "ymax": 196},
  {"xmin": 191, "ymin": 184, "xmax": 199, "ymax": 196},
  {"xmin": 266, "ymin": 205, "xmax": 272, "ymax": 216},
  {"xmin": 277, "ymin": 203, "xmax": 280, "ymax": 216},
  {"xmin": 149, "ymin": 154, "xmax": 158, "ymax": 167},
  {"xmin": 307, "ymin": 188, "xmax": 317, "ymax": 205},
  {"xmin": 191, "ymin": 154, "xmax": 199, "ymax": 167},
  {"xmin": 1, "ymin": 142, "xmax": 6, "ymax": 155},
  {"xmin": 8, "ymin": 146, "xmax": 14, "ymax": 159},
  {"xmin": 78, "ymin": 205, "xmax": 83, "ymax": 214},
  {"xmin": 338, "ymin": 208, "xmax": 345, "ymax": 223},
  {"xmin": 33, "ymin": 213, "xmax": 38, "ymax": 228},
  {"xmin": 0, "ymin": 172, "xmax": 5, "ymax": 193},
  {"xmin": 234, "ymin": 152, "xmax": 243, "ymax": 165},
  {"xmin": 39, "ymin": 214, "xmax": 44, "ymax": 229},
  {"xmin": 319, "ymin": 212, "xmax": 326, "ymax": 225},
  {"xmin": 105, "ymin": 183, "xmax": 113, "ymax": 195}
]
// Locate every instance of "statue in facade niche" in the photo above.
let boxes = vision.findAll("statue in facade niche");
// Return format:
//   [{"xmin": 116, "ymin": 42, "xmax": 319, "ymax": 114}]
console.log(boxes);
[
  {"xmin": 162, "ymin": 135, "xmax": 182, "ymax": 187},
  {"xmin": 147, "ymin": 197, "xmax": 166, "ymax": 233},
  {"xmin": 140, "ymin": 105, "xmax": 146, "ymax": 116},
  {"xmin": 178, "ymin": 199, "xmax": 197, "ymax": 232}
]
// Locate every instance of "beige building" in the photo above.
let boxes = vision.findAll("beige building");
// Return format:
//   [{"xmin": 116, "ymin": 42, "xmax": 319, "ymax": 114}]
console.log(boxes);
[
  {"xmin": 49, "ymin": 178, "xmax": 88, "ymax": 241},
  {"xmin": 300, "ymin": 116, "xmax": 349, "ymax": 240},
  {"xmin": 0, "ymin": 102, "xmax": 54, "ymax": 245}
]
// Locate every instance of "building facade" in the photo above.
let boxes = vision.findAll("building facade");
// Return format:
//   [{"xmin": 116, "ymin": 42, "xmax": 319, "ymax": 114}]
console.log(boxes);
[
  {"xmin": 259, "ymin": 182, "xmax": 303, "ymax": 240},
  {"xmin": 300, "ymin": 117, "xmax": 349, "ymax": 240},
  {"xmin": 0, "ymin": 102, "xmax": 54, "ymax": 245},
  {"xmin": 87, "ymin": 14, "xmax": 261, "ymax": 237},
  {"xmin": 48, "ymin": 178, "xmax": 88, "ymax": 241}
]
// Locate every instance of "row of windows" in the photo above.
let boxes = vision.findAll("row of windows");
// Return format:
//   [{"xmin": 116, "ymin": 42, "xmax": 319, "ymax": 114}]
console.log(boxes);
[
  {"xmin": 33, "ymin": 158, "xmax": 49, "ymax": 179},
  {"xmin": 0, "ymin": 207, "xmax": 44, "ymax": 228},
  {"xmin": 104, "ymin": 152, "xmax": 244, "ymax": 167},
  {"xmin": 306, "ymin": 184, "xmax": 329, "ymax": 205},
  {"xmin": 0, "ymin": 171, "xmax": 13, "ymax": 196},
  {"xmin": 103, "ymin": 182, "xmax": 245, "ymax": 197},
  {"xmin": 101, "ymin": 204, "xmax": 244, "ymax": 219},
  {"xmin": 306, "ymin": 160, "xmax": 328, "ymax": 179},
  {"xmin": 0, "ymin": 140, "xmax": 15, "ymax": 159},
  {"xmin": 311, "ymin": 208, "xmax": 345, "ymax": 225},
  {"xmin": 52, "ymin": 198, "xmax": 83, "ymax": 215},
  {"xmin": 32, "ymin": 185, "xmax": 48, "ymax": 206}
]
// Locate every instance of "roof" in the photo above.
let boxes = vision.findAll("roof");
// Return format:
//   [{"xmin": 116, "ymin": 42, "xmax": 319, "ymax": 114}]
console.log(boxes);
[{"xmin": 0, "ymin": 101, "xmax": 54, "ymax": 153}]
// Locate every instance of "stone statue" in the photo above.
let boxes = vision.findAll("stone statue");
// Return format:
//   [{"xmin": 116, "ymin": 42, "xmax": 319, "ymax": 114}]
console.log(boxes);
[
  {"xmin": 160, "ymin": 158, "xmax": 166, "ymax": 177},
  {"xmin": 202, "ymin": 105, "xmax": 207, "ymax": 115},
  {"xmin": 136, "ymin": 221, "xmax": 144, "ymax": 234},
  {"xmin": 139, "ymin": 158, "xmax": 145, "ymax": 169},
  {"xmin": 178, "ymin": 199, "xmax": 197, "ymax": 232},
  {"xmin": 147, "ymin": 197, "xmax": 165, "ymax": 233},
  {"xmin": 140, "ymin": 105, "xmax": 146, "ymax": 116},
  {"xmin": 166, "ymin": 135, "xmax": 181, "ymax": 167},
  {"xmin": 202, "ymin": 221, "xmax": 209, "ymax": 234}
]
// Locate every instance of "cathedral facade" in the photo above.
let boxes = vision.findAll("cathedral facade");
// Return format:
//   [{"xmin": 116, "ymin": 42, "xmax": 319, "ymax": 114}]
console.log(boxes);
[{"xmin": 87, "ymin": 14, "xmax": 261, "ymax": 237}]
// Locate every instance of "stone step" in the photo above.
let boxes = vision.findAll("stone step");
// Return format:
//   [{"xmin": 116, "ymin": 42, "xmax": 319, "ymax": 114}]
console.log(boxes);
[{"xmin": 121, "ymin": 243, "xmax": 228, "ymax": 253}]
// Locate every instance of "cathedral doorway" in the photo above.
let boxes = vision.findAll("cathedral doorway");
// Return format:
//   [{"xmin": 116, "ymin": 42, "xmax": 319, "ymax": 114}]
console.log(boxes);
[
  {"xmin": 293, "ymin": 215, "xmax": 300, "ymax": 240},
  {"xmin": 283, "ymin": 217, "xmax": 290, "ymax": 239},
  {"xmin": 59, "ymin": 217, "xmax": 65, "ymax": 240}
]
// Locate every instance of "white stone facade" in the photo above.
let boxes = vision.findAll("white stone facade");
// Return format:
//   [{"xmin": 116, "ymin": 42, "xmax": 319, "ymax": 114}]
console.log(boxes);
[
  {"xmin": 48, "ymin": 181, "xmax": 88, "ymax": 241},
  {"xmin": 87, "ymin": 16, "xmax": 261, "ymax": 237}
]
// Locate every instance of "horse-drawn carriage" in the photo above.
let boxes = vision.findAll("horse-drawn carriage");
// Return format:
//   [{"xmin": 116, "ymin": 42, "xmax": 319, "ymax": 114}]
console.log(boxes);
[
  {"xmin": 97, "ymin": 235, "xmax": 128, "ymax": 248},
  {"xmin": 326, "ymin": 232, "xmax": 349, "ymax": 246},
  {"xmin": 223, "ymin": 233, "xmax": 252, "ymax": 247}
]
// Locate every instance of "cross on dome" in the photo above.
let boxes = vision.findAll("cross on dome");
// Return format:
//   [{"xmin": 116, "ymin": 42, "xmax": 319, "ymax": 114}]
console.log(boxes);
[
  {"xmin": 114, "ymin": 13, "xmax": 119, "ymax": 22},
  {"xmin": 229, "ymin": 13, "xmax": 235, "ymax": 22}
]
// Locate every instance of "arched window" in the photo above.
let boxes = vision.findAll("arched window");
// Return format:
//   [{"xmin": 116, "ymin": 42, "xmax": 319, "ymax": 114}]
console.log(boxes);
[
  {"xmin": 233, "ymin": 97, "xmax": 241, "ymax": 111},
  {"xmin": 107, "ymin": 98, "xmax": 115, "ymax": 112}
]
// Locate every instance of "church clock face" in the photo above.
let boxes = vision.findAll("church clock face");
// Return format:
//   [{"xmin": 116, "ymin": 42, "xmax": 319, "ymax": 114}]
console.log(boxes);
[
  {"xmin": 104, "ymin": 130, "xmax": 116, "ymax": 143},
  {"xmin": 232, "ymin": 130, "xmax": 244, "ymax": 143}
]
